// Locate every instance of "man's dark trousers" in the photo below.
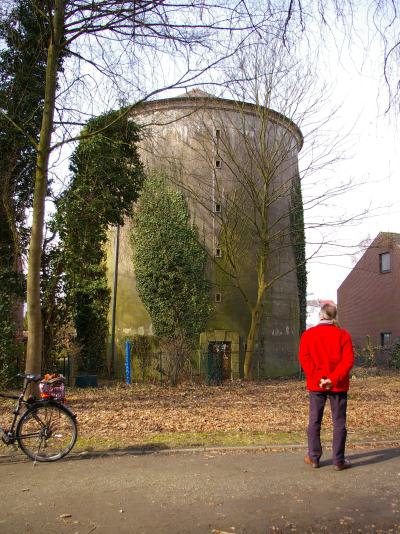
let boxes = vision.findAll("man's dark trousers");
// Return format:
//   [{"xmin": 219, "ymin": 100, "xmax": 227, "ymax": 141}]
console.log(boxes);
[{"xmin": 308, "ymin": 391, "xmax": 347, "ymax": 464}]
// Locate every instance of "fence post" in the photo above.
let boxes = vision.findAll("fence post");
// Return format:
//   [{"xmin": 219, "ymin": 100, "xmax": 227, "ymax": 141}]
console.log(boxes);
[
  {"xmin": 67, "ymin": 352, "xmax": 71, "ymax": 386},
  {"xmin": 125, "ymin": 340, "xmax": 131, "ymax": 385},
  {"xmin": 159, "ymin": 351, "xmax": 163, "ymax": 383}
]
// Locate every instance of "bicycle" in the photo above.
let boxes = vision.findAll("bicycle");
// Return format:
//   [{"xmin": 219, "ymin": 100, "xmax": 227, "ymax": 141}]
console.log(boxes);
[{"xmin": 0, "ymin": 373, "xmax": 77, "ymax": 462}]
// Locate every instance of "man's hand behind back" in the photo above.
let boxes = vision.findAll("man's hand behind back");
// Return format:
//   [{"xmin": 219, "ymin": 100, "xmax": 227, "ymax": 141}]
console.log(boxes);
[{"xmin": 319, "ymin": 378, "xmax": 333, "ymax": 390}]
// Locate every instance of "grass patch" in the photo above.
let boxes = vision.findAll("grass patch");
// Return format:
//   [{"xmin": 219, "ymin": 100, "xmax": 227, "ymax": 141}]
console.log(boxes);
[
  {"xmin": 73, "ymin": 429, "xmax": 400, "ymax": 454},
  {"xmin": 73, "ymin": 430, "xmax": 306, "ymax": 453}
]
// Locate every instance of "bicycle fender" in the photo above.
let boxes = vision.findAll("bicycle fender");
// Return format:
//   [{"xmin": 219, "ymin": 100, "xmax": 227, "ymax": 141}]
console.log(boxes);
[{"xmin": 30, "ymin": 399, "xmax": 77, "ymax": 419}]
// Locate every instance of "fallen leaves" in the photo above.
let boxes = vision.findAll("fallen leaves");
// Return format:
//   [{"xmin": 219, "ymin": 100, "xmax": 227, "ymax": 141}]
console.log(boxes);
[
  {"xmin": 71, "ymin": 380, "xmax": 312, "ymax": 440},
  {"xmin": 1, "ymin": 373, "xmax": 400, "ymax": 450},
  {"xmin": 69, "ymin": 374, "xmax": 400, "ymax": 444}
]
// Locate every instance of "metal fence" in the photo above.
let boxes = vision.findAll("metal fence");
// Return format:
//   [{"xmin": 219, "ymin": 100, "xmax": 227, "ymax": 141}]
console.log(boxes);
[{"xmin": 56, "ymin": 343, "xmax": 306, "ymax": 386}]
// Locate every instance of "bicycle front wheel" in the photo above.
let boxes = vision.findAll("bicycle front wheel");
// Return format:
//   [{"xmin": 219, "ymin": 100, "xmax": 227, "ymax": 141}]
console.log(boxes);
[{"xmin": 16, "ymin": 402, "xmax": 77, "ymax": 462}]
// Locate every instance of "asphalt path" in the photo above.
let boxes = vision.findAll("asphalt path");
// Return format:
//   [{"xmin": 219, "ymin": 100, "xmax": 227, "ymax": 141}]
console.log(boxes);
[{"xmin": 0, "ymin": 446, "xmax": 399, "ymax": 533}]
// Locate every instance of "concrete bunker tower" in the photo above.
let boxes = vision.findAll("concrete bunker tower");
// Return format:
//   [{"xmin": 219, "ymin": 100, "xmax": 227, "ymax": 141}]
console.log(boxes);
[{"xmin": 107, "ymin": 89, "xmax": 304, "ymax": 378}]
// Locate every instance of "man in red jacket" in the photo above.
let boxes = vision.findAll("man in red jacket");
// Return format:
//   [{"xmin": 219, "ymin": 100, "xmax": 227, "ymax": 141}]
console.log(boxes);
[{"xmin": 299, "ymin": 303, "xmax": 354, "ymax": 470}]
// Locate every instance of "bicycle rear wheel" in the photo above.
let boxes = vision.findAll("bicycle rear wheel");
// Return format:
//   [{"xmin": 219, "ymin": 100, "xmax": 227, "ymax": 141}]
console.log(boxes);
[{"xmin": 16, "ymin": 402, "xmax": 77, "ymax": 462}]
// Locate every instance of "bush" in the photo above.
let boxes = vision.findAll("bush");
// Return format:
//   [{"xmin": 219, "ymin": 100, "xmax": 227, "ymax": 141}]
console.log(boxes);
[
  {"xmin": 387, "ymin": 341, "xmax": 400, "ymax": 369},
  {"xmin": 354, "ymin": 336, "xmax": 400, "ymax": 370},
  {"xmin": 131, "ymin": 335, "xmax": 153, "ymax": 381},
  {"xmin": 159, "ymin": 335, "xmax": 193, "ymax": 386}
]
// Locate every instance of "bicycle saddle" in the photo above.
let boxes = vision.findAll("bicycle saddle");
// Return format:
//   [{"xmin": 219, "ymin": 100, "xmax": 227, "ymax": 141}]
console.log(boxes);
[{"xmin": 18, "ymin": 373, "xmax": 42, "ymax": 383}]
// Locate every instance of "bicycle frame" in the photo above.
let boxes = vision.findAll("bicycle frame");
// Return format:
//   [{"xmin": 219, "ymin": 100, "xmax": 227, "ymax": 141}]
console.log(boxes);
[
  {"xmin": 1, "ymin": 374, "xmax": 77, "ymax": 462},
  {"xmin": 0, "ymin": 379, "xmax": 36, "ymax": 444}
]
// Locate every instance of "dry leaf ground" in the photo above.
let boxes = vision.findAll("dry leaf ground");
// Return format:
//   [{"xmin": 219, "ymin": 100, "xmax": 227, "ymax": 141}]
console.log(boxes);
[{"xmin": 1, "ymin": 371, "xmax": 399, "ymax": 453}]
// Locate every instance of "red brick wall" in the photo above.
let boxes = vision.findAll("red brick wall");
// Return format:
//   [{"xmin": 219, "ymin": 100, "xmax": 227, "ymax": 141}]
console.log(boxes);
[{"xmin": 337, "ymin": 235, "xmax": 400, "ymax": 348}]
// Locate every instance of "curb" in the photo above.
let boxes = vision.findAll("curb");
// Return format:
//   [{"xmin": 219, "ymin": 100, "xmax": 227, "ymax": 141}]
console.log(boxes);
[
  {"xmin": 1, "ymin": 439, "xmax": 399, "ymax": 463},
  {"xmin": 71, "ymin": 439, "xmax": 400, "ymax": 460}
]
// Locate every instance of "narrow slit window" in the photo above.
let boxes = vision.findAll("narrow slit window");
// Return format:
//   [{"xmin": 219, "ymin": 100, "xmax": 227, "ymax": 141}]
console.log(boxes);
[
  {"xmin": 215, "ymin": 203, "xmax": 221, "ymax": 213},
  {"xmin": 215, "ymin": 293, "xmax": 222, "ymax": 303},
  {"xmin": 215, "ymin": 248, "xmax": 222, "ymax": 258},
  {"xmin": 215, "ymin": 129, "xmax": 221, "ymax": 139},
  {"xmin": 215, "ymin": 159, "xmax": 222, "ymax": 169}
]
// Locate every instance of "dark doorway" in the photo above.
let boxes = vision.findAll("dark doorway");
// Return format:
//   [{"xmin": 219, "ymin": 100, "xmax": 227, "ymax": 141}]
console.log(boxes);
[{"xmin": 207, "ymin": 341, "xmax": 231, "ymax": 384}]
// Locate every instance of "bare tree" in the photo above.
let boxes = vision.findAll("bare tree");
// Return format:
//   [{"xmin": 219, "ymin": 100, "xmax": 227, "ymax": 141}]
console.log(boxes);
[
  {"xmin": 134, "ymin": 36, "xmax": 363, "ymax": 378},
  {"xmin": 1, "ymin": 0, "xmax": 287, "ymax": 378},
  {"xmin": 351, "ymin": 235, "xmax": 372, "ymax": 265},
  {"xmin": 2, "ymin": 0, "xmax": 393, "ymax": 380},
  {"xmin": 277, "ymin": 0, "xmax": 400, "ymax": 112},
  {"xmin": 212, "ymin": 41, "xmax": 368, "ymax": 376}
]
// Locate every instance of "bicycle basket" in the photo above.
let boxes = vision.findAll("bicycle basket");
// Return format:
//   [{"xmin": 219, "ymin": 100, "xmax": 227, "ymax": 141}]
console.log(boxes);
[{"xmin": 39, "ymin": 374, "xmax": 66, "ymax": 402}]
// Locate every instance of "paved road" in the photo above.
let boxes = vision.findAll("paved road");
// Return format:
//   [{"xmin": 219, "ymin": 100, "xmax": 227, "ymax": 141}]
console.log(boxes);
[{"xmin": 0, "ymin": 446, "xmax": 399, "ymax": 533}]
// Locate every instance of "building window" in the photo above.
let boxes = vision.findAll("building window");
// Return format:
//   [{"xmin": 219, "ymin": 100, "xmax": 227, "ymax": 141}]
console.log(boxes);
[
  {"xmin": 214, "ymin": 203, "xmax": 221, "ymax": 213},
  {"xmin": 380, "ymin": 332, "xmax": 391, "ymax": 346},
  {"xmin": 215, "ymin": 159, "xmax": 222, "ymax": 169},
  {"xmin": 215, "ymin": 248, "xmax": 222, "ymax": 258},
  {"xmin": 215, "ymin": 129, "xmax": 221, "ymax": 139},
  {"xmin": 215, "ymin": 293, "xmax": 222, "ymax": 303},
  {"xmin": 379, "ymin": 252, "xmax": 391, "ymax": 273}
]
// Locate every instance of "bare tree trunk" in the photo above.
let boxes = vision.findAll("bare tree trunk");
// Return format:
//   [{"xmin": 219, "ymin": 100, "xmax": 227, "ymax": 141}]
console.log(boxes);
[
  {"xmin": 25, "ymin": 0, "xmax": 64, "ymax": 377},
  {"xmin": 244, "ymin": 303, "xmax": 264, "ymax": 379},
  {"xmin": 244, "ymin": 257, "xmax": 266, "ymax": 379},
  {"xmin": 244, "ymin": 310, "xmax": 256, "ymax": 379}
]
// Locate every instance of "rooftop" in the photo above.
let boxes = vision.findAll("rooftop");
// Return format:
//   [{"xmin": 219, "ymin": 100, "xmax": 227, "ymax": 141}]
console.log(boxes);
[{"xmin": 179, "ymin": 88, "xmax": 213, "ymax": 98}]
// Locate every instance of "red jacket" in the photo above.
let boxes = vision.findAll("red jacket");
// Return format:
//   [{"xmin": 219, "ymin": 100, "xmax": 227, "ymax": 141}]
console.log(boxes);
[{"xmin": 298, "ymin": 323, "xmax": 354, "ymax": 392}]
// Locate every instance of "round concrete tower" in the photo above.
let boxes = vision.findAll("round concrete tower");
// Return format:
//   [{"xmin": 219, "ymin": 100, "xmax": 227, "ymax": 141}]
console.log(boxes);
[{"xmin": 107, "ymin": 89, "xmax": 304, "ymax": 378}]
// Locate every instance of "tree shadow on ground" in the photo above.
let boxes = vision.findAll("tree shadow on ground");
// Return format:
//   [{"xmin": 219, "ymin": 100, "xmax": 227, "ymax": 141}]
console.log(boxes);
[
  {"xmin": 0, "ymin": 442, "xmax": 172, "ymax": 464},
  {"xmin": 70, "ymin": 442, "xmax": 172, "ymax": 460},
  {"xmin": 2, "ymin": 444, "xmax": 400, "ymax": 466}
]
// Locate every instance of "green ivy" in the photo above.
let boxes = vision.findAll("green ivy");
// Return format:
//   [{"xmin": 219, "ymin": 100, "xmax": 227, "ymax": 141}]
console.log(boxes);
[
  {"xmin": 0, "ymin": 290, "xmax": 20, "ymax": 387},
  {"xmin": 290, "ymin": 173, "xmax": 307, "ymax": 334},
  {"xmin": 131, "ymin": 174, "xmax": 211, "ymax": 344},
  {"xmin": 0, "ymin": 0, "xmax": 50, "ymax": 383},
  {"xmin": 54, "ymin": 110, "xmax": 144, "ymax": 374}
]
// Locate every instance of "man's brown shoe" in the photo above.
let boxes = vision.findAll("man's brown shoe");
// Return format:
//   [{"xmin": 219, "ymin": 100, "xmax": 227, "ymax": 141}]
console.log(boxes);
[
  {"xmin": 304, "ymin": 455, "xmax": 319, "ymax": 468},
  {"xmin": 333, "ymin": 459, "xmax": 351, "ymax": 471}
]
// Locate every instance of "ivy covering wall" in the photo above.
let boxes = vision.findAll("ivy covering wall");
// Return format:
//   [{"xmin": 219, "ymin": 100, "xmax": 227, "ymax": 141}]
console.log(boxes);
[
  {"xmin": 55, "ymin": 110, "xmax": 144, "ymax": 374},
  {"xmin": 131, "ymin": 174, "xmax": 211, "ymax": 342},
  {"xmin": 0, "ymin": 234, "xmax": 24, "ymax": 384},
  {"xmin": 130, "ymin": 173, "xmax": 211, "ymax": 384},
  {"xmin": 289, "ymin": 173, "xmax": 307, "ymax": 334}
]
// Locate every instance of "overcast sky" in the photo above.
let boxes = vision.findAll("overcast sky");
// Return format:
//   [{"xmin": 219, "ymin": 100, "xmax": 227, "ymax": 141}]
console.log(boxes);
[
  {"xmin": 301, "ymin": 12, "xmax": 400, "ymax": 303},
  {"xmin": 46, "ymin": 4, "xmax": 399, "ymax": 308}
]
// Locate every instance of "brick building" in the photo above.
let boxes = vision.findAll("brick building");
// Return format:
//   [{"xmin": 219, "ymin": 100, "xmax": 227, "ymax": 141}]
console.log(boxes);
[{"xmin": 337, "ymin": 232, "xmax": 400, "ymax": 348}]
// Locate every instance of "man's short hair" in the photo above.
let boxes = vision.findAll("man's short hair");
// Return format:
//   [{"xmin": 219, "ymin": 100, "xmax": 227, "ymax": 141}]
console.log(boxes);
[{"xmin": 320, "ymin": 303, "xmax": 337, "ymax": 320}]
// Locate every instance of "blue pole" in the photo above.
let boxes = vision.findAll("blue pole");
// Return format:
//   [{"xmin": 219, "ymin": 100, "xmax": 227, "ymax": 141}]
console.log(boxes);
[{"xmin": 125, "ymin": 340, "xmax": 131, "ymax": 385}]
